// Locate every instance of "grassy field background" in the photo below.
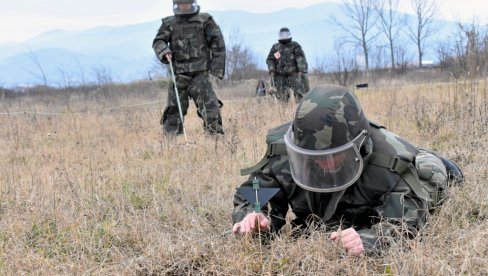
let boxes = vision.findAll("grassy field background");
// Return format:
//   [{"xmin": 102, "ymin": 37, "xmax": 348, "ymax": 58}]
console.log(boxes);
[{"xmin": 1, "ymin": 78, "xmax": 487, "ymax": 274}]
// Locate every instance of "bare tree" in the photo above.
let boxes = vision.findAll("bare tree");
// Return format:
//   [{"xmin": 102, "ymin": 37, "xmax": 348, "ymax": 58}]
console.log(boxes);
[
  {"xmin": 91, "ymin": 65, "xmax": 114, "ymax": 102},
  {"xmin": 328, "ymin": 41, "xmax": 360, "ymax": 86},
  {"xmin": 74, "ymin": 57, "xmax": 88, "ymax": 88},
  {"xmin": 437, "ymin": 18, "xmax": 488, "ymax": 78},
  {"xmin": 375, "ymin": 0, "xmax": 404, "ymax": 69},
  {"xmin": 395, "ymin": 41, "xmax": 413, "ymax": 70},
  {"xmin": 312, "ymin": 50, "xmax": 329, "ymax": 76},
  {"xmin": 57, "ymin": 65, "xmax": 75, "ymax": 88},
  {"xmin": 92, "ymin": 65, "xmax": 113, "ymax": 87},
  {"xmin": 225, "ymin": 28, "xmax": 260, "ymax": 81},
  {"xmin": 24, "ymin": 46, "xmax": 48, "ymax": 86},
  {"xmin": 331, "ymin": 0, "xmax": 380, "ymax": 71},
  {"xmin": 458, "ymin": 20, "xmax": 487, "ymax": 76},
  {"xmin": 406, "ymin": 0, "xmax": 439, "ymax": 67},
  {"xmin": 369, "ymin": 44, "xmax": 389, "ymax": 69}
]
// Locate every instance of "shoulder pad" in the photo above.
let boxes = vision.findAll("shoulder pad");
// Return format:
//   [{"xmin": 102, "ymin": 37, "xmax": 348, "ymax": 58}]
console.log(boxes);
[
  {"xmin": 192, "ymin": 12, "xmax": 212, "ymax": 22},
  {"xmin": 266, "ymin": 122, "xmax": 291, "ymax": 144},
  {"xmin": 162, "ymin": 16, "xmax": 176, "ymax": 25}
]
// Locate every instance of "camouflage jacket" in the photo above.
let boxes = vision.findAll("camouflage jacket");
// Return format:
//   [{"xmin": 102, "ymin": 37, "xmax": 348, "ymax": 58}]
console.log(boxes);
[
  {"xmin": 233, "ymin": 122, "xmax": 440, "ymax": 254},
  {"xmin": 152, "ymin": 12, "xmax": 226, "ymax": 77},
  {"xmin": 266, "ymin": 41, "xmax": 308, "ymax": 75}
]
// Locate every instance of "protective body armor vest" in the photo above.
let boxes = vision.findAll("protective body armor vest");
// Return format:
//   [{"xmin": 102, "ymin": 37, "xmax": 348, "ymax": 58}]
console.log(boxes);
[
  {"xmin": 270, "ymin": 41, "xmax": 302, "ymax": 75},
  {"xmin": 241, "ymin": 121, "xmax": 461, "ymax": 210},
  {"xmin": 165, "ymin": 13, "xmax": 211, "ymax": 73}
]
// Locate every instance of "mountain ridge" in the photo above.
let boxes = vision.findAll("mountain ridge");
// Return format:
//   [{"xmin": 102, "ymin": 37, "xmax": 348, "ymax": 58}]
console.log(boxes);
[{"xmin": 0, "ymin": 3, "xmax": 451, "ymax": 87}]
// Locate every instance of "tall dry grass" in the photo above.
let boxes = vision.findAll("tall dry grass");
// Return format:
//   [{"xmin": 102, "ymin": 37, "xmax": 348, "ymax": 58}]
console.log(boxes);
[{"xmin": 0, "ymin": 79, "xmax": 487, "ymax": 275}]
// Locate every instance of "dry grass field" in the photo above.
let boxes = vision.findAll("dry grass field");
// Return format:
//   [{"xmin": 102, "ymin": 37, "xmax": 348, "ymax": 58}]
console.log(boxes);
[{"xmin": 1, "ymin": 78, "xmax": 488, "ymax": 275}]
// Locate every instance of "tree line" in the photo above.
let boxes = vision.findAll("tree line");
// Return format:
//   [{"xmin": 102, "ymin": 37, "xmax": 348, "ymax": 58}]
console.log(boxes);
[
  {"xmin": 225, "ymin": 0, "xmax": 488, "ymax": 85},
  {"xmin": 9, "ymin": 0, "xmax": 488, "ymax": 89}
]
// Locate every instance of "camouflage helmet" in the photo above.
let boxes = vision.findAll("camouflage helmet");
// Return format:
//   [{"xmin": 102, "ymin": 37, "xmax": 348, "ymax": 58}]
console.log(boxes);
[
  {"xmin": 278, "ymin": 27, "xmax": 292, "ymax": 41},
  {"xmin": 283, "ymin": 85, "xmax": 371, "ymax": 193},
  {"xmin": 292, "ymin": 85, "xmax": 370, "ymax": 150},
  {"xmin": 173, "ymin": 0, "xmax": 199, "ymax": 15}
]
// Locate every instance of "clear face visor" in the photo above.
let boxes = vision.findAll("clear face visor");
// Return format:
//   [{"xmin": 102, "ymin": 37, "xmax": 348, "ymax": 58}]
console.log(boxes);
[
  {"xmin": 284, "ymin": 126, "xmax": 368, "ymax": 193},
  {"xmin": 279, "ymin": 31, "xmax": 292, "ymax": 40},
  {"xmin": 173, "ymin": 1, "xmax": 199, "ymax": 15}
]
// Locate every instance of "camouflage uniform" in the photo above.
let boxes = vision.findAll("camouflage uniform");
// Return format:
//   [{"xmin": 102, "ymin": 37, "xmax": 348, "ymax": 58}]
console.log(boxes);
[
  {"xmin": 233, "ymin": 85, "xmax": 452, "ymax": 254},
  {"xmin": 152, "ymin": 5, "xmax": 226, "ymax": 134},
  {"xmin": 266, "ymin": 40, "xmax": 308, "ymax": 103},
  {"xmin": 301, "ymin": 73, "xmax": 310, "ymax": 93}
]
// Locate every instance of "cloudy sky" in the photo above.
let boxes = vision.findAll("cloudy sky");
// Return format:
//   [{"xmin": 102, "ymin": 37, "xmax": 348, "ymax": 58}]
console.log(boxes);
[{"xmin": 1, "ymin": 0, "xmax": 487, "ymax": 43}]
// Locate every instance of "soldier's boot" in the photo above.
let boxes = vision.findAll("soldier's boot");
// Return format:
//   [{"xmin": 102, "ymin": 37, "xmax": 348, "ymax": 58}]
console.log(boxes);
[
  {"xmin": 440, "ymin": 156, "xmax": 464, "ymax": 185},
  {"xmin": 161, "ymin": 111, "xmax": 184, "ymax": 135},
  {"xmin": 206, "ymin": 124, "xmax": 225, "ymax": 135},
  {"xmin": 201, "ymin": 106, "xmax": 224, "ymax": 135},
  {"xmin": 204, "ymin": 112, "xmax": 224, "ymax": 135}
]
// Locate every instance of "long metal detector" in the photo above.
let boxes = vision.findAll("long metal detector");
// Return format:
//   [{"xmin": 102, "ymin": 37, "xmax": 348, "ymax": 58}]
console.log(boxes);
[{"xmin": 168, "ymin": 59, "xmax": 187, "ymax": 140}]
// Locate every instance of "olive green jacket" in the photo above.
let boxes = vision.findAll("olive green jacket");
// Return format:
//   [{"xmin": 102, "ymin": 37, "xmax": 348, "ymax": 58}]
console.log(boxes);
[
  {"xmin": 153, "ymin": 12, "xmax": 226, "ymax": 78},
  {"xmin": 233, "ymin": 122, "xmax": 446, "ymax": 254},
  {"xmin": 266, "ymin": 41, "xmax": 308, "ymax": 75}
]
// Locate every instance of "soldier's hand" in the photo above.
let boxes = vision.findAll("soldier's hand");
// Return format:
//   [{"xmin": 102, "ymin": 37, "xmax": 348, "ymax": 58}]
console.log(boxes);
[
  {"xmin": 232, "ymin": 212, "xmax": 270, "ymax": 235},
  {"xmin": 298, "ymin": 72, "xmax": 304, "ymax": 77},
  {"xmin": 158, "ymin": 48, "xmax": 172, "ymax": 62},
  {"xmin": 330, "ymin": 228, "xmax": 365, "ymax": 256},
  {"xmin": 269, "ymin": 70, "xmax": 275, "ymax": 76},
  {"xmin": 268, "ymin": 87, "xmax": 276, "ymax": 95}
]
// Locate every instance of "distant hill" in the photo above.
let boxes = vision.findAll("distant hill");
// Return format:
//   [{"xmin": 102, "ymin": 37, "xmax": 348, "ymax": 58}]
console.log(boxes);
[{"xmin": 0, "ymin": 2, "xmax": 452, "ymax": 87}]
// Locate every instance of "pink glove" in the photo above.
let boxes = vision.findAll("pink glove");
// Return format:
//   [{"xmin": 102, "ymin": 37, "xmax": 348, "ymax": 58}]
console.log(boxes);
[
  {"xmin": 330, "ymin": 228, "xmax": 365, "ymax": 255},
  {"xmin": 232, "ymin": 212, "xmax": 270, "ymax": 235}
]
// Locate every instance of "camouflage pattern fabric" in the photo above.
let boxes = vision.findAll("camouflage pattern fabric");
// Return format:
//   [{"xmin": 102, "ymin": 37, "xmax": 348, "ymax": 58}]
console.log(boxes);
[
  {"xmin": 267, "ymin": 40, "xmax": 308, "ymax": 103},
  {"xmin": 293, "ymin": 86, "xmax": 371, "ymax": 150},
  {"xmin": 161, "ymin": 71, "xmax": 223, "ymax": 134},
  {"xmin": 152, "ymin": 11, "xmax": 226, "ymax": 78},
  {"xmin": 301, "ymin": 73, "xmax": 310, "ymax": 93},
  {"xmin": 232, "ymin": 85, "xmax": 448, "ymax": 254},
  {"xmin": 153, "ymin": 9, "xmax": 225, "ymax": 134},
  {"xmin": 274, "ymin": 74, "xmax": 306, "ymax": 103},
  {"xmin": 416, "ymin": 149, "xmax": 449, "ymax": 209}
]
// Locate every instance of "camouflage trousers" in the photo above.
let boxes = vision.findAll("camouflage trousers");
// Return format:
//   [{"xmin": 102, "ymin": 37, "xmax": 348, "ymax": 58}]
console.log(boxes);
[
  {"xmin": 161, "ymin": 71, "xmax": 224, "ymax": 135},
  {"xmin": 274, "ymin": 73, "xmax": 306, "ymax": 103}
]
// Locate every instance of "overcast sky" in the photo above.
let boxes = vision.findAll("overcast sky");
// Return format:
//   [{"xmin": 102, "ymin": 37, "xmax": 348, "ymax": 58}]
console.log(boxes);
[{"xmin": 1, "ymin": 0, "xmax": 488, "ymax": 43}]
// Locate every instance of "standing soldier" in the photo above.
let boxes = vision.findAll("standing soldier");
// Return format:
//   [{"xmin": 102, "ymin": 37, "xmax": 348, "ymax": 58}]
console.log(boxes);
[
  {"xmin": 153, "ymin": 0, "xmax": 226, "ymax": 135},
  {"xmin": 266, "ymin": 27, "xmax": 308, "ymax": 103}
]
